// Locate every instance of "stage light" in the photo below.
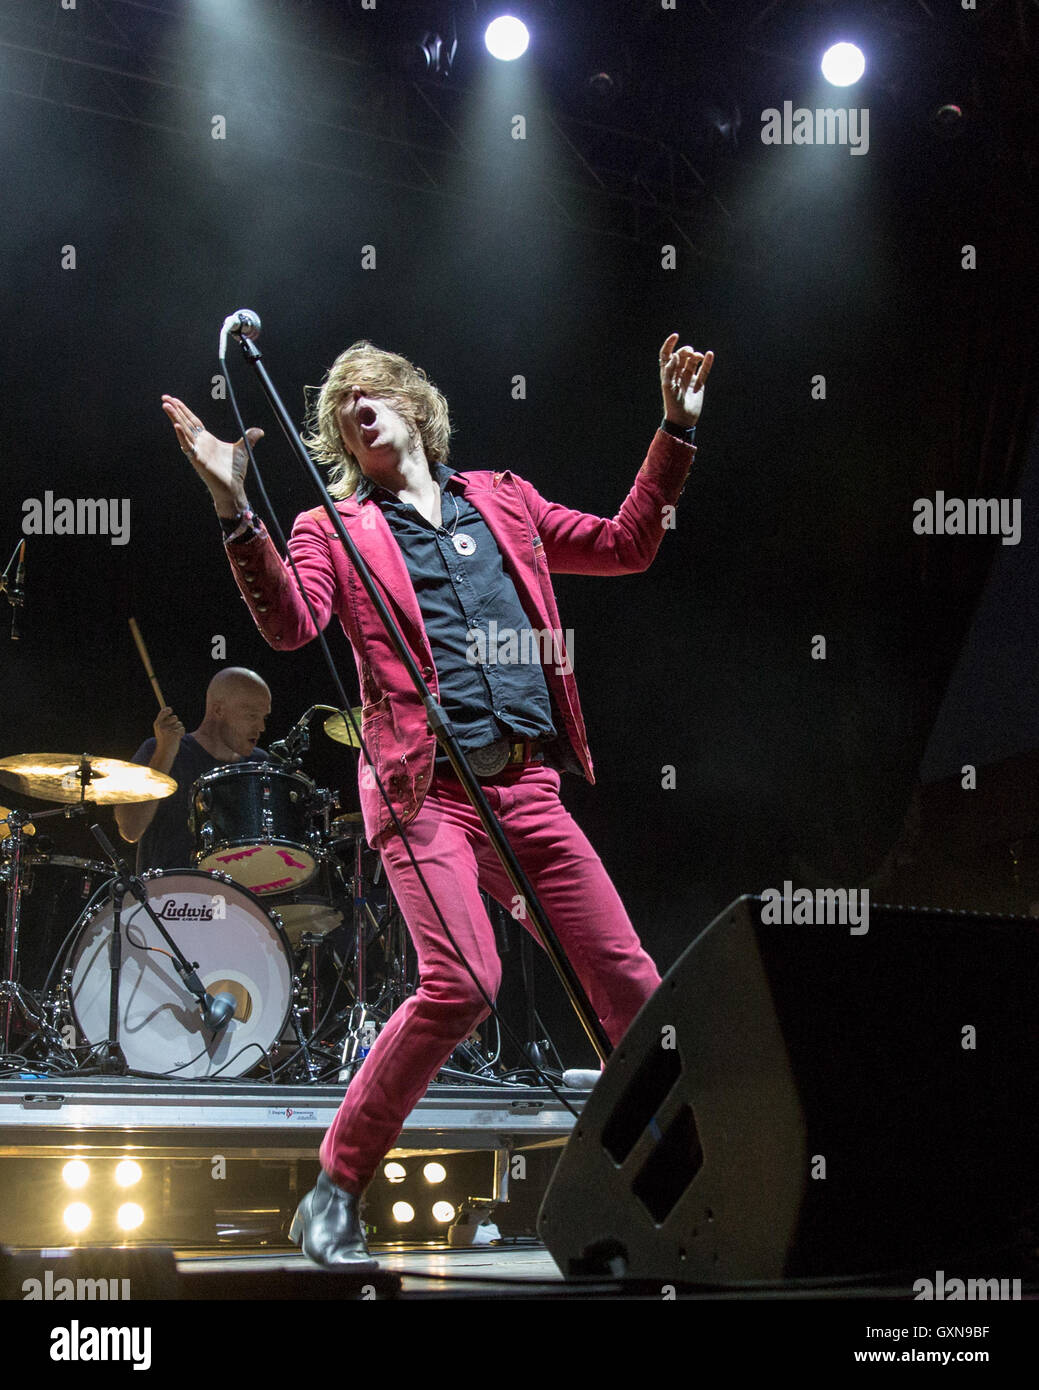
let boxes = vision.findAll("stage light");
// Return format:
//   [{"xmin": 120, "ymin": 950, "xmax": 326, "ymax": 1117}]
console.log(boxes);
[
  {"xmin": 384, "ymin": 1162, "xmax": 407, "ymax": 1184},
  {"xmin": 391, "ymin": 1202, "xmax": 415, "ymax": 1223},
  {"xmin": 62, "ymin": 1160, "xmax": 89, "ymax": 1190},
  {"xmin": 432, "ymin": 1201, "xmax": 456, "ymax": 1223},
  {"xmin": 63, "ymin": 1203, "xmax": 91, "ymax": 1234},
  {"xmin": 821, "ymin": 43, "xmax": 865, "ymax": 87},
  {"xmin": 422, "ymin": 1162, "xmax": 447, "ymax": 1184},
  {"xmin": 485, "ymin": 16, "xmax": 529, "ymax": 62},
  {"xmin": 116, "ymin": 1203, "xmax": 145, "ymax": 1232},
  {"xmin": 115, "ymin": 1160, "xmax": 142, "ymax": 1188}
]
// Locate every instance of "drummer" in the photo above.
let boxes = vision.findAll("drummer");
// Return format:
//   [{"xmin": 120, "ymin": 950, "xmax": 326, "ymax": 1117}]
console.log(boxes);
[{"xmin": 114, "ymin": 667, "xmax": 272, "ymax": 871}]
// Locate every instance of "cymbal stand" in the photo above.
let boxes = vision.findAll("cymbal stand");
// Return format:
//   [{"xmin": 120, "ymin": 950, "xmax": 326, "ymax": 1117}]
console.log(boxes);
[
  {"xmin": 337, "ymin": 835, "xmax": 412, "ymax": 1081},
  {"xmin": 284, "ymin": 930, "xmax": 331, "ymax": 1081}
]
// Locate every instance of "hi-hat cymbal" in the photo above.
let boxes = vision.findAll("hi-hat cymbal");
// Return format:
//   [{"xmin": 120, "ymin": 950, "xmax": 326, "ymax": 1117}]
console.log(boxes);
[
  {"xmin": 322, "ymin": 708, "xmax": 364, "ymax": 749},
  {"xmin": 0, "ymin": 754, "xmax": 177, "ymax": 805}
]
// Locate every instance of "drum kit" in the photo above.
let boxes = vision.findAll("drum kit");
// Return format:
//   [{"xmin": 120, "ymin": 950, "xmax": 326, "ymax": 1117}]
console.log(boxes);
[{"xmin": 0, "ymin": 709, "xmax": 416, "ymax": 1084}]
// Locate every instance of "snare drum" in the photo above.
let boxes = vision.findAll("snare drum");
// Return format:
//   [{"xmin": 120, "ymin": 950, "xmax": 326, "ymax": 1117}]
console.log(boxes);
[
  {"xmin": 67, "ymin": 869, "xmax": 294, "ymax": 1079},
  {"xmin": 190, "ymin": 763, "xmax": 323, "ymax": 895}
]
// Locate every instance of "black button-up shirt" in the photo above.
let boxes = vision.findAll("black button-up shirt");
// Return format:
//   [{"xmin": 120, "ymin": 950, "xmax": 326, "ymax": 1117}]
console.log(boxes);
[{"xmin": 356, "ymin": 461, "xmax": 557, "ymax": 760}]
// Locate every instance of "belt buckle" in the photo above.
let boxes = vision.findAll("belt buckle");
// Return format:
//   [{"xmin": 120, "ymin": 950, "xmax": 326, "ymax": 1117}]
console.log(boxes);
[{"xmin": 468, "ymin": 739, "xmax": 511, "ymax": 778}]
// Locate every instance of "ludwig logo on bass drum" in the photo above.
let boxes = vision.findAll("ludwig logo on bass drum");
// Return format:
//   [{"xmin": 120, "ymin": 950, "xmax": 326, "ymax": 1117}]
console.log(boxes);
[{"xmin": 157, "ymin": 898, "xmax": 215, "ymax": 921}]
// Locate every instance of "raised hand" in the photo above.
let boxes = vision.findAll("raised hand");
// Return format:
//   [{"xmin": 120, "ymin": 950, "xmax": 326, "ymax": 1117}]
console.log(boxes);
[
  {"xmin": 153, "ymin": 706, "xmax": 185, "ymax": 756},
  {"xmin": 161, "ymin": 394, "xmax": 264, "ymax": 516},
  {"xmin": 659, "ymin": 333, "xmax": 714, "ymax": 428}
]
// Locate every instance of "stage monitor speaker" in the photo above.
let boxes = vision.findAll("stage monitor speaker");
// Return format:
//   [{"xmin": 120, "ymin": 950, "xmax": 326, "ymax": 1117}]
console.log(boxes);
[{"xmin": 537, "ymin": 895, "xmax": 1039, "ymax": 1283}]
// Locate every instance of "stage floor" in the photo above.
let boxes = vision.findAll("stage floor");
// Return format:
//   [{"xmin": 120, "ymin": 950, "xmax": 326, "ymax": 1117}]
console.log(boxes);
[{"xmin": 178, "ymin": 1241, "xmax": 565, "ymax": 1298}]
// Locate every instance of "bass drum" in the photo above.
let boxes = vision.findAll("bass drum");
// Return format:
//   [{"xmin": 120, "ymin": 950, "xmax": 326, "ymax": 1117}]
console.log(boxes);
[{"xmin": 68, "ymin": 869, "xmax": 294, "ymax": 1080}]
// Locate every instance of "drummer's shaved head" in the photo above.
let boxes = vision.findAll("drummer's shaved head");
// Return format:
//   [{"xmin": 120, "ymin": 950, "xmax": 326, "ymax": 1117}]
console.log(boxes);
[{"xmin": 205, "ymin": 667, "xmax": 270, "ymax": 710}]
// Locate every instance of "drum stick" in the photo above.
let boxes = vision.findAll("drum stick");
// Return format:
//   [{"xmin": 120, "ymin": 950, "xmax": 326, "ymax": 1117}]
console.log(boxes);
[{"xmin": 128, "ymin": 618, "xmax": 166, "ymax": 709}]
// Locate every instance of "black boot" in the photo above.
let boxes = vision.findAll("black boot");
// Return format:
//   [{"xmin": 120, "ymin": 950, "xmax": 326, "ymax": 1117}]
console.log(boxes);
[{"xmin": 289, "ymin": 1171, "xmax": 378, "ymax": 1269}]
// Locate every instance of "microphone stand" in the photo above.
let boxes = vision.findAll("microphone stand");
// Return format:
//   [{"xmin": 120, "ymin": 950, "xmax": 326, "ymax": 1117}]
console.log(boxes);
[
  {"xmin": 1, "ymin": 539, "xmax": 25, "ymax": 642},
  {"xmin": 230, "ymin": 331, "xmax": 611, "ymax": 1062},
  {"xmin": 266, "ymin": 703, "xmax": 336, "ymax": 770}
]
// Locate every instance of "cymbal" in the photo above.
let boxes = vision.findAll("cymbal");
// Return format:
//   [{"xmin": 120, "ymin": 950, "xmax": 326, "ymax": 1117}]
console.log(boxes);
[
  {"xmin": 0, "ymin": 754, "xmax": 177, "ymax": 805},
  {"xmin": 322, "ymin": 708, "xmax": 364, "ymax": 749},
  {"xmin": 0, "ymin": 806, "xmax": 35, "ymax": 840}
]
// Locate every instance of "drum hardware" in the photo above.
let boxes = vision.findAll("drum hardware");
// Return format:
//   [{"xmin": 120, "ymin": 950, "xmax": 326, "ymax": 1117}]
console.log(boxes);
[
  {"xmin": 309, "ymin": 785, "xmax": 337, "ymax": 841},
  {"xmin": 0, "ymin": 804, "xmax": 34, "ymax": 843},
  {"xmin": 330, "ymin": 828, "xmax": 416, "ymax": 1082},
  {"xmin": 283, "ymin": 930, "xmax": 344, "ymax": 1082},
  {"xmin": 339, "ymin": 1001, "xmax": 386, "ymax": 1080}
]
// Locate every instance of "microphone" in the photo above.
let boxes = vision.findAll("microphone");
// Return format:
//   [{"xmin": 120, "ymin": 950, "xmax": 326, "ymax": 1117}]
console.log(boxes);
[
  {"xmin": 562, "ymin": 1068, "xmax": 602, "ymax": 1091},
  {"xmin": 202, "ymin": 991, "xmax": 237, "ymax": 1034},
  {"xmin": 268, "ymin": 706, "xmax": 316, "ymax": 763},
  {"xmin": 10, "ymin": 541, "xmax": 24, "ymax": 642},
  {"xmin": 219, "ymin": 308, "xmax": 261, "ymax": 359}
]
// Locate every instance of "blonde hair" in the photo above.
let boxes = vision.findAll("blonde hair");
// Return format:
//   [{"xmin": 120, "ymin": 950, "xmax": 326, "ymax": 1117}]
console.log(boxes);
[{"xmin": 302, "ymin": 340, "xmax": 453, "ymax": 499}]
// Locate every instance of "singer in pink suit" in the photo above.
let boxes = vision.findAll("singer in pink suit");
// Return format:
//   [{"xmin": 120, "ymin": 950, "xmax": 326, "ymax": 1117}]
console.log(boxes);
[{"xmin": 161, "ymin": 331, "xmax": 713, "ymax": 1267}]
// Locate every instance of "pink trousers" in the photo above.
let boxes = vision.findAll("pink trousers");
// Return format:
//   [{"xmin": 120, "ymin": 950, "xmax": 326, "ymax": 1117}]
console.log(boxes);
[{"xmin": 318, "ymin": 761, "xmax": 662, "ymax": 1192}]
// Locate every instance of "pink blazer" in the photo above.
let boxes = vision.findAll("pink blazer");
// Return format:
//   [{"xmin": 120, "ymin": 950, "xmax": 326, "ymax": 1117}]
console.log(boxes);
[{"xmin": 225, "ymin": 428, "xmax": 696, "ymax": 845}]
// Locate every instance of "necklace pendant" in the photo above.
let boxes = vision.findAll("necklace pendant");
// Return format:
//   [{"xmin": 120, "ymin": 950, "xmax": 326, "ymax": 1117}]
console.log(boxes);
[{"xmin": 453, "ymin": 533, "xmax": 476, "ymax": 556}]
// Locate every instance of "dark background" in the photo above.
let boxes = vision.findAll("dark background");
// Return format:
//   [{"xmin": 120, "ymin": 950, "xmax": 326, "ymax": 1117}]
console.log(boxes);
[{"xmin": 1, "ymin": 0, "xmax": 1037, "ymax": 1066}]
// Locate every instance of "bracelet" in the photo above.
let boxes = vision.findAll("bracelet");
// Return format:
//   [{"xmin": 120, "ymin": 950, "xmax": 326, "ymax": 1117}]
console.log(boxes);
[
  {"xmin": 220, "ymin": 507, "xmax": 262, "ymax": 544},
  {"xmin": 661, "ymin": 417, "xmax": 696, "ymax": 443}
]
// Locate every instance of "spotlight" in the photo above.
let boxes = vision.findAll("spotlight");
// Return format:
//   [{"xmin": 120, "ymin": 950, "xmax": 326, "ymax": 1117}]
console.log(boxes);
[
  {"xmin": 432, "ymin": 1201, "xmax": 456, "ymax": 1223},
  {"xmin": 485, "ymin": 16, "xmax": 529, "ymax": 62},
  {"xmin": 63, "ymin": 1203, "xmax": 91, "ymax": 1234},
  {"xmin": 115, "ymin": 1160, "xmax": 142, "ymax": 1188},
  {"xmin": 116, "ymin": 1203, "xmax": 145, "ymax": 1232},
  {"xmin": 821, "ymin": 42, "xmax": 865, "ymax": 87},
  {"xmin": 384, "ymin": 1162, "xmax": 407, "ymax": 1184},
  {"xmin": 422, "ymin": 1162, "xmax": 447, "ymax": 1184},
  {"xmin": 391, "ymin": 1202, "xmax": 415, "ymax": 1223},
  {"xmin": 62, "ymin": 1160, "xmax": 90, "ymax": 1190}
]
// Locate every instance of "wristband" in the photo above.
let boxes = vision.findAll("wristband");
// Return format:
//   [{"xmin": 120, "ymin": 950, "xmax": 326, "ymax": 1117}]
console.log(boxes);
[
  {"xmin": 220, "ymin": 507, "xmax": 262, "ymax": 544},
  {"xmin": 661, "ymin": 417, "xmax": 696, "ymax": 443}
]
